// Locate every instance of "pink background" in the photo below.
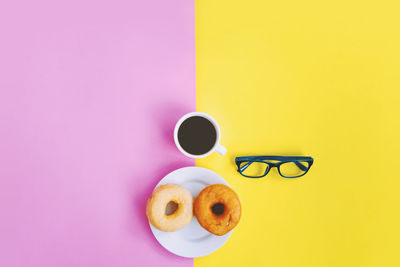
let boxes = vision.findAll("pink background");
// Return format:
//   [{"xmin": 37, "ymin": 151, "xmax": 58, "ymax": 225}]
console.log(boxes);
[{"xmin": 0, "ymin": 1, "xmax": 195, "ymax": 266}]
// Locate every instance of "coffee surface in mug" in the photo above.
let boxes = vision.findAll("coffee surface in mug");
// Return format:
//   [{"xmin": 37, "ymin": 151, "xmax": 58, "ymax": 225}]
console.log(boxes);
[{"xmin": 177, "ymin": 116, "xmax": 217, "ymax": 155}]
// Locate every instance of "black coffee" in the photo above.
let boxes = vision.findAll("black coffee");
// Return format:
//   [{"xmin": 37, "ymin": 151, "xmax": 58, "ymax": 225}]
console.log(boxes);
[{"xmin": 177, "ymin": 116, "xmax": 217, "ymax": 155}]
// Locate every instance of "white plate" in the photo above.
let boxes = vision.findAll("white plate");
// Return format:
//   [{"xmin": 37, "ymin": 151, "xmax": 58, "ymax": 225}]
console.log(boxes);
[{"xmin": 148, "ymin": 166, "xmax": 232, "ymax": 258}]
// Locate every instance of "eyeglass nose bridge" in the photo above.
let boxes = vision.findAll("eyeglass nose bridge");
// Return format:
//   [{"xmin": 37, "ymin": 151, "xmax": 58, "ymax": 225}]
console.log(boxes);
[
  {"xmin": 266, "ymin": 162, "xmax": 280, "ymax": 167},
  {"xmin": 262, "ymin": 162, "xmax": 281, "ymax": 176}
]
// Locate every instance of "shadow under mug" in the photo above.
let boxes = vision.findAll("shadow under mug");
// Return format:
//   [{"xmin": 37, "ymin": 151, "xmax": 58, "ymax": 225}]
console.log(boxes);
[{"xmin": 174, "ymin": 112, "xmax": 227, "ymax": 158}]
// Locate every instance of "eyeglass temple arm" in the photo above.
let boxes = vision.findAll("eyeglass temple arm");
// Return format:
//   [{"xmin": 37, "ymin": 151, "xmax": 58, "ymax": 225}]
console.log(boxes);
[
  {"xmin": 295, "ymin": 161, "xmax": 308, "ymax": 171},
  {"xmin": 239, "ymin": 161, "xmax": 253, "ymax": 172}
]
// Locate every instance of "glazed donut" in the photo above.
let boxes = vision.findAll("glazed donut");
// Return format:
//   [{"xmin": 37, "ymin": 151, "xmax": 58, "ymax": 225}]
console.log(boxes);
[
  {"xmin": 146, "ymin": 184, "xmax": 194, "ymax": 232},
  {"xmin": 194, "ymin": 184, "xmax": 241, "ymax": 236}
]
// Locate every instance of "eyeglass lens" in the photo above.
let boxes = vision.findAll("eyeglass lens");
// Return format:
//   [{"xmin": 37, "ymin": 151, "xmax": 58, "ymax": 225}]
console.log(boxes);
[{"xmin": 239, "ymin": 161, "xmax": 268, "ymax": 177}]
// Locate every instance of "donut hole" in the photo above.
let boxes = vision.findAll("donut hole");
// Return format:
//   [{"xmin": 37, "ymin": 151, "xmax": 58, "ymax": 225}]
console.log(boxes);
[
  {"xmin": 165, "ymin": 201, "xmax": 179, "ymax": 216},
  {"xmin": 211, "ymin": 203, "xmax": 225, "ymax": 216}
]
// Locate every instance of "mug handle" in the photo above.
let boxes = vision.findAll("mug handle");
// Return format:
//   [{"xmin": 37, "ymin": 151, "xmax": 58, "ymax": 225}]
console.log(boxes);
[{"xmin": 215, "ymin": 144, "xmax": 227, "ymax": 155}]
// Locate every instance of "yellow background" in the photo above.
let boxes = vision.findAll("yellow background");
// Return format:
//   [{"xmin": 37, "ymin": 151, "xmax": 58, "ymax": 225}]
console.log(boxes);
[{"xmin": 195, "ymin": 0, "xmax": 400, "ymax": 266}]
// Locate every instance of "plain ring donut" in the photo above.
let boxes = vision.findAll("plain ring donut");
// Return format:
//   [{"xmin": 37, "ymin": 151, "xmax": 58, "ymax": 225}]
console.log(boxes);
[
  {"xmin": 194, "ymin": 184, "xmax": 241, "ymax": 236},
  {"xmin": 146, "ymin": 184, "xmax": 194, "ymax": 232}
]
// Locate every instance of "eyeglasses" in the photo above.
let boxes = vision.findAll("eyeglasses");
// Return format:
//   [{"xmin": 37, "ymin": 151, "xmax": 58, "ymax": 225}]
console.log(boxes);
[{"xmin": 235, "ymin": 156, "xmax": 314, "ymax": 178}]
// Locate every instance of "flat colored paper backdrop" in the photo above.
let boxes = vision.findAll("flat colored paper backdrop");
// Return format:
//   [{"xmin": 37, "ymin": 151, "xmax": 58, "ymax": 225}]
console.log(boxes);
[
  {"xmin": 0, "ymin": 1, "xmax": 194, "ymax": 266},
  {"xmin": 195, "ymin": 0, "xmax": 400, "ymax": 267}
]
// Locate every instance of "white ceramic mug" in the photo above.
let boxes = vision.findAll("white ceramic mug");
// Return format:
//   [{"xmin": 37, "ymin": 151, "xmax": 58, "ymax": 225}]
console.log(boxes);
[{"xmin": 174, "ymin": 112, "xmax": 227, "ymax": 158}]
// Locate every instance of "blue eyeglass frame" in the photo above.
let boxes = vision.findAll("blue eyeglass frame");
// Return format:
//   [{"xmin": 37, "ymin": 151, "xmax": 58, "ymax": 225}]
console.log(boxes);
[{"xmin": 235, "ymin": 156, "xmax": 314, "ymax": 178}]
